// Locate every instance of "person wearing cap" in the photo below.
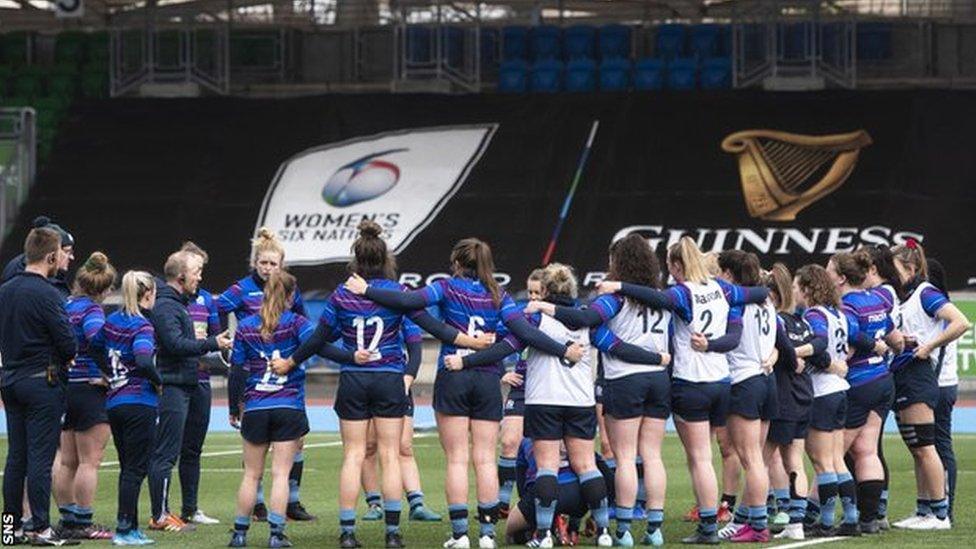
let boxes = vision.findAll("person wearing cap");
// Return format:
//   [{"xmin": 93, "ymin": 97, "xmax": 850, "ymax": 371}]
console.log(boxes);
[
  {"xmin": 2, "ymin": 216, "xmax": 76, "ymax": 299},
  {"xmin": 0, "ymin": 227, "xmax": 79, "ymax": 545}
]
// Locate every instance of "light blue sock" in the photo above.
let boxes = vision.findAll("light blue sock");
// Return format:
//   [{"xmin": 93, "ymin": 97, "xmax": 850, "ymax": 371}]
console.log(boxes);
[
  {"xmin": 449, "ymin": 504, "xmax": 468, "ymax": 537},
  {"xmin": 255, "ymin": 479, "xmax": 265, "ymax": 506},
  {"xmin": 749, "ymin": 505, "xmax": 768, "ymax": 531},
  {"xmin": 837, "ymin": 472, "xmax": 857, "ymax": 524},
  {"xmin": 498, "ymin": 457, "xmax": 517, "ymax": 507},
  {"xmin": 774, "ymin": 488, "xmax": 790, "ymax": 511},
  {"xmin": 268, "ymin": 512, "xmax": 285, "ymax": 535},
  {"xmin": 733, "ymin": 505, "xmax": 749, "ymax": 525},
  {"xmin": 817, "ymin": 472, "xmax": 839, "ymax": 527},
  {"xmin": 365, "ymin": 491, "xmax": 382, "ymax": 508},
  {"xmin": 233, "ymin": 515, "xmax": 250, "ymax": 532},
  {"xmin": 878, "ymin": 489, "xmax": 889, "ymax": 518},
  {"xmin": 615, "ymin": 506, "xmax": 633, "ymax": 535},
  {"xmin": 339, "ymin": 508, "xmax": 356, "ymax": 534},
  {"xmin": 579, "ymin": 470, "xmax": 609, "ymax": 529},
  {"xmin": 478, "ymin": 500, "xmax": 498, "ymax": 538},
  {"xmin": 931, "ymin": 498, "xmax": 949, "ymax": 520},
  {"xmin": 698, "ymin": 507, "xmax": 718, "ymax": 535},
  {"xmin": 646, "ymin": 508, "xmax": 664, "ymax": 532}
]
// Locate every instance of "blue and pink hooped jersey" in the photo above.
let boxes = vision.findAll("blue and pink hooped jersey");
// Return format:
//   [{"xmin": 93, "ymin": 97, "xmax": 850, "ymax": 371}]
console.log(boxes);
[
  {"xmin": 65, "ymin": 295, "xmax": 105, "ymax": 382},
  {"xmin": 99, "ymin": 311, "xmax": 158, "ymax": 409},
  {"xmin": 232, "ymin": 310, "xmax": 314, "ymax": 412}
]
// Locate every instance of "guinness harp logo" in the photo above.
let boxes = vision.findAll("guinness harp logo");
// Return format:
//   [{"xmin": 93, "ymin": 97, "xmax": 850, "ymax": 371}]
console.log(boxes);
[{"xmin": 721, "ymin": 129, "xmax": 872, "ymax": 221}]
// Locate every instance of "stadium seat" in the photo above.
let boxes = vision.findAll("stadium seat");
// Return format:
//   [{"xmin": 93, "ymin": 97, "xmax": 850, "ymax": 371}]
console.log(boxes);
[
  {"xmin": 667, "ymin": 57, "xmax": 697, "ymax": 90},
  {"xmin": 1, "ymin": 33, "xmax": 30, "ymax": 67},
  {"xmin": 783, "ymin": 23, "xmax": 809, "ymax": 60},
  {"xmin": 565, "ymin": 58, "xmax": 597, "ymax": 92},
  {"xmin": 406, "ymin": 27, "xmax": 433, "ymax": 64},
  {"xmin": 690, "ymin": 24, "xmax": 722, "ymax": 59},
  {"xmin": 599, "ymin": 58, "xmax": 631, "ymax": 91},
  {"xmin": 502, "ymin": 26, "xmax": 528, "ymax": 61},
  {"xmin": 857, "ymin": 23, "xmax": 892, "ymax": 60},
  {"xmin": 530, "ymin": 25, "xmax": 561, "ymax": 61},
  {"xmin": 497, "ymin": 60, "xmax": 528, "ymax": 93},
  {"xmin": 700, "ymin": 57, "xmax": 732, "ymax": 89},
  {"xmin": 599, "ymin": 24, "xmax": 631, "ymax": 60},
  {"xmin": 440, "ymin": 27, "xmax": 464, "ymax": 67},
  {"xmin": 481, "ymin": 27, "xmax": 499, "ymax": 68},
  {"xmin": 742, "ymin": 24, "xmax": 765, "ymax": 61},
  {"xmin": 564, "ymin": 25, "xmax": 596, "ymax": 60},
  {"xmin": 655, "ymin": 24, "xmax": 686, "ymax": 60},
  {"xmin": 633, "ymin": 58, "xmax": 664, "ymax": 91},
  {"xmin": 529, "ymin": 59, "xmax": 563, "ymax": 93}
]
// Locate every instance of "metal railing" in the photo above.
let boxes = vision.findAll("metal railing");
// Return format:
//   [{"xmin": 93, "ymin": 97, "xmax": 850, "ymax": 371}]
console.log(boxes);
[{"xmin": 0, "ymin": 108, "xmax": 37, "ymax": 244}]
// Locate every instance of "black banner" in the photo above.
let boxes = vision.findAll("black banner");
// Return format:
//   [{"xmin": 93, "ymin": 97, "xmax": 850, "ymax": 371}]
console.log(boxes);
[{"xmin": 4, "ymin": 90, "xmax": 975, "ymax": 295}]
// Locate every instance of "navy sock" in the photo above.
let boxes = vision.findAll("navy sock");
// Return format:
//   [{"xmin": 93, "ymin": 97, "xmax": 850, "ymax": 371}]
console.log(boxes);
[
  {"xmin": 931, "ymin": 498, "xmax": 949, "ymax": 520},
  {"xmin": 288, "ymin": 452, "xmax": 303, "ymax": 504},
  {"xmin": 477, "ymin": 501, "xmax": 499, "ymax": 538},
  {"xmin": 774, "ymin": 488, "xmax": 790, "ymax": 514},
  {"xmin": 749, "ymin": 505, "xmax": 768, "ymax": 532},
  {"xmin": 817, "ymin": 473, "xmax": 839, "ymax": 527},
  {"xmin": 917, "ymin": 498, "xmax": 932, "ymax": 516},
  {"xmin": 534, "ymin": 470, "xmax": 558, "ymax": 533},
  {"xmin": 788, "ymin": 498, "xmax": 808, "ymax": 524},
  {"xmin": 721, "ymin": 493, "xmax": 737, "ymax": 510},
  {"xmin": 732, "ymin": 505, "xmax": 749, "ymax": 525},
  {"xmin": 365, "ymin": 491, "xmax": 382, "ymax": 509},
  {"xmin": 579, "ymin": 470, "xmax": 609, "ymax": 529},
  {"xmin": 234, "ymin": 515, "xmax": 250, "ymax": 533}
]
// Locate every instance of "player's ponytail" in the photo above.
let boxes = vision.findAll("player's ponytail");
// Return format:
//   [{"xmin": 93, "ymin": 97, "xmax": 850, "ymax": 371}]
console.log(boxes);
[
  {"xmin": 74, "ymin": 251, "xmax": 117, "ymax": 300},
  {"xmin": 259, "ymin": 271, "xmax": 296, "ymax": 341},
  {"xmin": 251, "ymin": 226, "xmax": 285, "ymax": 265},
  {"xmin": 764, "ymin": 263, "xmax": 794, "ymax": 313},
  {"xmin": 542, "ymin": 263, "xmax": 578, "ymax": 299},
  {"xmin": 831, "ymin": 251, "xmax": 871, "ymax": 287},
  {"xmin": 668, "ymin": 236, "xmax": 709, "ymax": 284},
  {"xmin": 349, "ymin": 219, "xmax": 396, "ymax": 280},
  {"xmin": 892, "ymin": 238, "xmax": 929, "ymax": 282},
  {"xmin": 121, "ymin": 271, "xmax": 156, "ymax": 317},
  {"xmin": 451, "ymin": 238, "xmax": 502, "ymax": 307}
]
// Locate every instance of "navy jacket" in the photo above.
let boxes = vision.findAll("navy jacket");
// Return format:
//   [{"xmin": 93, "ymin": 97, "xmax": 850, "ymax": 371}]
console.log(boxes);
[
  {"xmin": 152, "ymin": 283, "xmax": 219, "ymax": 387},
  {"xmin": 0, "ymin": 271, "xmax": 76, "ymax": 387},
  {"xmin": 3, "ymin": 253, "xmax": 71, "ymax": 299}
]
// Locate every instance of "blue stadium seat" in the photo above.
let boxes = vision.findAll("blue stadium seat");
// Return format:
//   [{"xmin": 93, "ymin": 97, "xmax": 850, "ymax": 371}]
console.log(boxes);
[
  {"xmin": 742, "ymin": 24, "xmax": 765, "ymax": 60},
  {"xmin": 599, "ymin": 24, "xmax": 631, "ymax": 60},
  {"xmin": 564, "ymin": 25, "xmax": 596, "ymax": 60},
  {"xmin": 481, "ymin": 27, "xmax": 499, "ymax": 68},
  {"xmin": 667, "ymin": 57, "xmax": 697, "ymax": 90},
  {"xmin": 655, "ymin": 24, "xmax": 686, "ymax": 60},
  {"xmin": 857, "ymin": 23, "xmax": 892, "ymax": 60},
  {"xmin": 441, "ymin": 27, "xmax": 464, "ymax": 67},
  {"xmin": 565, "ymin": 58, "xmax": 597, "ymax": 92},
  {"xmin": 502, "ymin": 26, "xmax": 528, "ymax": 61},
  {"xmin": 690, "ymin": 24, "xmax": 722, "ymax": 59},
  {"xmin": 530, "ymin": 59, "xmax": 563, "ymax": 93},
  {"xmin": 406, "ymin": 26, "xmax": 432, "ymax": 64},
  {"xmin": 531, "ymin": 25, "xmax": 561, "ymax": 61},
  {"xmin": 599, "ymin": 58, "xmax": 631, "ymax": 91},
  {"xmin": 498, "ymin": 60, "xmax": 528, "ymax": 93},
  {"xmin": 783, "ymin": 23, "xmax": 809, "ymax": 60},
  {"xmin": 701, "ymin": 57, "xmax": 732, "ymax": 89},
  {"xmin": 634, "ymin": 58, "xmax": 664, "ymax": 91}
]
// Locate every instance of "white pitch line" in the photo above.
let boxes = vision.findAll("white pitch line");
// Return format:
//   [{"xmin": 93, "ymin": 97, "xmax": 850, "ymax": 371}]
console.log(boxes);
[
  {"xmin": 99, "ymin": 433, "xmax": 434, "ymax": 467},
  {"xmin": 776, "ymin": 537, "xmax": 845, "ymax": 549}
]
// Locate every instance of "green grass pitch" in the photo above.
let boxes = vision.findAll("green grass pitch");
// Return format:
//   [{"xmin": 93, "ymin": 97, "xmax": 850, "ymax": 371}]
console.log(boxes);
[{"xmin": 5, "ymin": 432, "xmax": 971, "ymax": 548}]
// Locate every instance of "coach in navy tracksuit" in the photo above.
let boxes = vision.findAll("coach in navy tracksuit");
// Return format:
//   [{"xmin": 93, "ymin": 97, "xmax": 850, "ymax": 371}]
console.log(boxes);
[
  {"xmin": 0, "ymin": 228, "xmax": 76, "ymax": 542},
  {"xmin": 1, "ymin": 216, "xmax": 75, "ymax": 300},
  {"xmin": 146, "ymin": 251, "xmax": 232, "ymax": 529}
]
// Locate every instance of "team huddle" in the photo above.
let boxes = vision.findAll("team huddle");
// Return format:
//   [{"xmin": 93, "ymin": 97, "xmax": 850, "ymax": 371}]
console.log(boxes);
[{"xmin": 0, "ymin": 216, "xmax": 966, "ymax": 549}]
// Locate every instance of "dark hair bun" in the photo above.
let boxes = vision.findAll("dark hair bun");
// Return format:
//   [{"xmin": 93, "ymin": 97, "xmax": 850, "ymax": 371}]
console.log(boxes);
[
  {"xmin": 85, "ymin": 252, "xmax": 109, "ymax": 272},
  {"xmin": 357, "ymin": 219, "xmax": 383, "ymax": 239},
  {"xmin": 32, "ymin": 216, "xmax": 51, "ymax": 228}
]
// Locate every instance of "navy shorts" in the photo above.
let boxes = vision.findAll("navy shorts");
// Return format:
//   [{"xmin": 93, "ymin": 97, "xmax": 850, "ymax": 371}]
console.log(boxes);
[
  {"xmin": 893, "ymin": 358, "xmax": 939, "ymax": 413},
  {"xmin": 846, "ymin": 375, "xmax": 894, "ymax": 429},
  {"xmin": 672, "ymin": 380, "xmax": 730, "ymax": 427},
  {"xmin": 335, "ymin": 371, "xmax": 408, "ymax": 421},
  {"xmin": 504, "ymin": 389, "xmax": 525, "ymax": 417},
  {"xmin": 810, "ymin": 392, "xmax": 847, "ymax": 432},
  {"xmin": 730, "ymin": 375, "xmax": 770, "ymax": 421},
  {"xmin": 241, "ymin": 408, "xmax": 309, "ymax": 444},
  {"xmin": 602, "ymin": 371, "xmax": 671, "ymax": 420},
  {"xmin": 524, "ymin": 404, "xmax": 597, "ymax": 440},
  {"xmin": 63, "ymin": 382, "xmax": 108, "ymax": 432},
  {"xmin": 762, "ymin": 373, "xmax": 779, "ymax": 421},
  {"xmin": 768, "ymin": 419, "xmax": 809, "ymax": 445},
  {"xmin": 434, "ymin": 369, "xmax": 503, "ymax": 422},
  {"xmin": 517, "ymin": 481, "xmax": 588, "ymax": 528}
]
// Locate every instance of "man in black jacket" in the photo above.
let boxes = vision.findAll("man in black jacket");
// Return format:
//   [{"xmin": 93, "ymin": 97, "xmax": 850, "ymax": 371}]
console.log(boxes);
[
  {"xmin": 1, "ymin": 215, "xmax": 75, "ymax": 299},
  {"xmin": 0, "ymin": 228, "xmax": 79, "ymax": 545},
  {"xmin": 147, "ymin": 251, "xmax": 232, "ymax": 531}
]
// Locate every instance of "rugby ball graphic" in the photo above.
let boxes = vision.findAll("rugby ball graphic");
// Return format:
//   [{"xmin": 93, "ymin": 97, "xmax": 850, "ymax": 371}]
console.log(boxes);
[{"xmin": 321, "ymin": 148, "xmax": 407, "ymax": 207}]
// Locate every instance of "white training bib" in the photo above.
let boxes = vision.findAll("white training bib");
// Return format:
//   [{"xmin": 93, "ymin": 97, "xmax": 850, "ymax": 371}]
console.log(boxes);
[
  {"xmin": 900, "ymin": 282, "xmax": 946, "ymax": 354},
  {"xmin": 601, "ymin": 299, "xmax": 670, "ymax": 380},
  {"xmin": 728, "ymin": 300, "xmax": 778, "ymax": 384},
  {"xmin": 939, "ymin": 337, "xmax": 958, "ymax": 388},
  {"xmin": 525, "ymin": 314, "xmax": 595, "ymax": 407},
  {"xmin": 672, "ymin": 279, "xmax": 731, "ymax": 383},
  {"xmin": 810, "ymin": 305, "xmax": 850, "ymax": 397}
]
